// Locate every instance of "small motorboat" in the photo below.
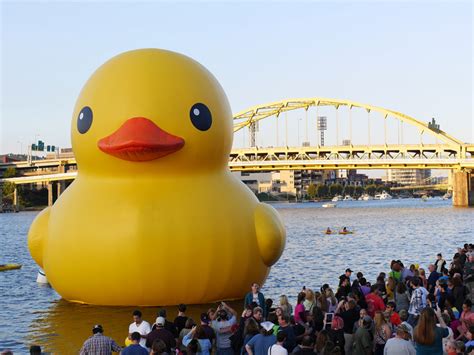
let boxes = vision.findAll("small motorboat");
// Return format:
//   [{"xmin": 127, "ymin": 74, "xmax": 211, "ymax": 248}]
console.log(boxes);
[
  {"xmin": 0, "ymin": 263, "xmax": 22, "ymax": 272},
  {"xmin": 322, "ymin": 203, "xmax": 336, "ymax": 208},
  {"xmin": 36, "ymin": 269, "xmax": 49, "ymax": 284}
]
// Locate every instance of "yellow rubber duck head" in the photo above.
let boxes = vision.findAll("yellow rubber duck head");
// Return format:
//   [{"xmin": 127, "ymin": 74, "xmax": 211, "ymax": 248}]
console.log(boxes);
[{"xmin": 71, "ymin": 49, "xmax": 233, "ymax": 175}]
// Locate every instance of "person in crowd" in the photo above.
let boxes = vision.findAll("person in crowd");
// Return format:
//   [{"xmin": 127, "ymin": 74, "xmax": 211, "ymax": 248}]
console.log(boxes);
[
  {"xmin": 465, "ymin": 325, "xmax": 474, "ymax": 353},
  {"xmin": 279, "ymin": 295, "xmax": 293, "ymax": 318},
  {"xmin": 79, "ymin": 324, "xmax": 121, "ymax": 355},
  {"xmin": 294, "ymin": 292, "xmax": 306, "ymax": 326},
  {"xmin": 328, "ymin": 314, "xmax": 345, "ymax": 353},
  {"xmin": 336, "ymin": 299, "xmax": 359, "ymax": 355},
  {"xmin": 359, "ymin": 278, "xmax": 371, "ymax": 297},
  {"xmin": 315, "ymin": 330, "xmax": 331, "ymax": 355},
  {"xmin": 186, "ymin": 338, "xmax": 199, "ymax": 355},
  {"xmin": 408, "ymin": 277, "xmax": 425, "ymax": 327},
  {"xmin": 242, "ymin": 318, "xmax": 261, "ymax": 354},
  {"xmin": 245, "ymin": 283, "xmax": 266, "ymax": 315},
  {"xmin": 353, "ymin": 316, "xmax": 373, "ymax": 355},
  {"xmin": 464, "ymin": 252, "xmax": 474, "ymax": 303},
  {"xmin": 182, "ymin": 325, "xmax": 212, "ymax": 355},
  {"xmin": 383, "ymin": 323, "xmax": 415, "ymax": 355},
  {"xmin": 435, "ymin": 253, "xmax": 447, "ymax": 274},
  {"xmin": 395, "ymin": 282, "xmax": 411, "ymax": 313},
  {"xmin": 268, "ymin": 331, "xmax": 288, "ymax": 355},
  {"xmin": 122, "ymin": 332, "xmax": 149, "ymax": 355},
  {"xmin": 292, "ymin": 335, "xmax": 317, "ymax": 355},
  {"xmin": 150, "ymin": 339, "xmax": 168, "ymax": 355},
  {"xmin": 128, "ymin": 310, "xmax": 151, "ymax": 349},
  {"xmin": 456, "ymin": 299, "xmax": 474, "ymax": 340},
  {"xmin": 304, "ymin": 289, "xmax": 316, "ymax": 313},
  {"xmin": 366, "ymin": 285, "xmax": 386, "ymax": 318},
  {"xmin": 336, "ymin": 277, "xmax": 351, "ymax": 300},
  {"xmin": 254, "ymin": 306, "xmax": 264, "ymax": 324},
  {"xmin": 199, "ymin": 313, "xmax": 216, "ymax": 344},
  {"xmin": 385, "ymin": 301, "xmax": 401, "ymax": 328},
  {"xmin": 413, "ymin": 307, "xmax": 449, "ymax": 355},
  {"xmin": 174, "ymin": 304, "xmax": 189, "ymax": 335},
  {"xmin": 278, "ymin": 315, "xmax": 296, "ymax": 353},
  {"xmin": 451, "ymin": 277, "xmax": 466, "ymax": 313},
  {"xmin": 385, "ymin": 277, "xmax": 396, "ymax": 303},
  {"xmin": 418, "ymin": 268, "xmax": 428, "ymax": 290},
  {"xmin": 152, "ymin": 309, "xmax": 178, "ymax": 339},
  {"xmin": 212, "ymin": 302, "xmax": 238, "ymax": 355},
  {"xmin": 398, "ymin": 310, "xmax": 413, "ymax": 339},
  {"xmin": 245, "ymin": 321, "xmax": 277, "ymax": 355},
  {"xmin": 388, "ymin": 260, "xmax": 402, "ymax": 283},
  {"xmin": 427, "ymin": 264, "xmax": 441, "ymax": 294},
  {"xmin": 266, "ymin": 299, "xmax": 276, "ymax": 316},
  {"xmin": 445, "ymin": 340, "xmax": 457, "ymax": 355},
  {"xmin": 326, "ymin": 288, "xmax": 338, "ymax": 313},
  {"xmin": 340, "ymin": 269, "xmax": 353, "ymax": 282},
  {"xmin": 29, "ymin": 346, "xmax": 41, "ymax": 355},
  {"xmin": 146, "ymin": 317, "xmax": 176, "ymax": 352},
  {"xmin": 373, "ymin": 311, "xmax": 391, "ymax": 355},
  {"xmin": 178, "ymin": 318, "xmax": 195, "ymax": 351}
]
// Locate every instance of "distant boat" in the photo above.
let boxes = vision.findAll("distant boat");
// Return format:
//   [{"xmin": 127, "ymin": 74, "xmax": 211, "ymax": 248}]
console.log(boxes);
[
  {"xmin": 442, "ymin": 192, "xmax": 452, "ymax": 200},
  {"xmin": 421, "ymin": 195, "xmax": 429, "ymax": 202},
  {"xmin": 332, "ymin": 195, "xmax": 343, "ymax": 202},
  {"xmin": 322, "ymin": 203, "xmax": 336, "ymax": 208},
  {"xmin": 360, "ymin": 194, "xmax": 374, "ymax": 201},
  {"xmin": 374, "ymin": 191, "xmax": 392, "ymax": 200},
  {"xmin": 343, "ymin": 195, "xmax": 354, "ymax": 201}
]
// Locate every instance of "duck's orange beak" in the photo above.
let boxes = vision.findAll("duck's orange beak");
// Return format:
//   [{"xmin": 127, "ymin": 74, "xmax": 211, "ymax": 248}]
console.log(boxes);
[{"xmin": 98, "ymin": 117, "xmax": 185, "ymax": 162}]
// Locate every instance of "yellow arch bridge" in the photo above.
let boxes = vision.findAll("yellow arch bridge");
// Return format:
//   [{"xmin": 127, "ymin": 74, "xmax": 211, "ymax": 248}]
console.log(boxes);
[{"xmin": 1, "ymin": 97, "xmax": 473, "ymax": 207}]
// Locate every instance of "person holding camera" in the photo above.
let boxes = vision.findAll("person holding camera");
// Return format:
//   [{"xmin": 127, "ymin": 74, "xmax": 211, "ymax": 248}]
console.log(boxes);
[{"xmin": 211, "ymin": 302, "xmax": 238, "ymax": 355}]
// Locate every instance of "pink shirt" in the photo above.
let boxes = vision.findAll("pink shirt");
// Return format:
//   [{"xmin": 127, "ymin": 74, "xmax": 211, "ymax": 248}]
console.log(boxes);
[{"xmin": 294, "ymin": 303, "xmax": 305, "ymax": 323}]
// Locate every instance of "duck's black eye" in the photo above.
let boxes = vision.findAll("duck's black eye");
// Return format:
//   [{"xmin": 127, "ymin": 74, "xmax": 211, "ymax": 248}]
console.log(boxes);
[
  {"xmin": 77, "ymin": 106, "xmax": 93, "ymax": 134},
  {"xmin": 190, "ymin": 103, "xmax": 212, "ymax": 131}
]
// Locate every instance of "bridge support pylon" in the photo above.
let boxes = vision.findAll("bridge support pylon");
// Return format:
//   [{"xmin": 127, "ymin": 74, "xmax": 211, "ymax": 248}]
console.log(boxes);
[{"xmin": 452, "ymin": 170, "xmax": 474, "ymax": 207}]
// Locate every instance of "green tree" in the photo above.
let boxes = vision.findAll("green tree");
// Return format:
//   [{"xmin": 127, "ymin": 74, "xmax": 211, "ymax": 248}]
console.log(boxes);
[
  {"xmin": 329, "ymin": 183, "xmax": 343, "ymax": 197},
  {"xmin": 344, "ymin": 185, "xmax": 355, "ymax": 196},
  {"xmin": 355, "ymin": 186, "xmax": 364, "ymax": 197},
  {"xmin": 365, "ymin": 184, "xmax": 377, "ymax": 196},
  {"xmin": 316, "ymin": 184, "xmax": 329, "ymax": 198},
  {"xmin": 1, "ymin": 167, "xmax": 17, "ymax": 203},
  {"xmin": 307, "ymin": 183, "xmax": 317, "ymax": 199}
]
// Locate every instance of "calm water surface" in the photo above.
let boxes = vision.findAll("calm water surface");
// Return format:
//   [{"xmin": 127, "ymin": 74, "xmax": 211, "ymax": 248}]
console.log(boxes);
[{"xmin": 0, "ymin": 199, "xmax": 472, "ymax": 353}]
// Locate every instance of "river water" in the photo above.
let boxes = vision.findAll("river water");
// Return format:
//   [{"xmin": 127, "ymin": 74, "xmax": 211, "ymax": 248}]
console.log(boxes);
[{"xmin": 0, "ymin": 199, "xmax": 472, "ymax": 353}]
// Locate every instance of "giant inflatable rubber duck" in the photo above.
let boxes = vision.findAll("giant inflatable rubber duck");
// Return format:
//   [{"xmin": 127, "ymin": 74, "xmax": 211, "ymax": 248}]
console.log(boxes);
[{"xmin": 28, "ymin": 49, "xmax": 286, "ymax": 305}]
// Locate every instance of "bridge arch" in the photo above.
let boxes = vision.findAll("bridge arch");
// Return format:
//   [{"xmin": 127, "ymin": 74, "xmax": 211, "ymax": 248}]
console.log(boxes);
[{"xmin": 232, "ymin": 98, "xmax": 463, "ymax": 148}]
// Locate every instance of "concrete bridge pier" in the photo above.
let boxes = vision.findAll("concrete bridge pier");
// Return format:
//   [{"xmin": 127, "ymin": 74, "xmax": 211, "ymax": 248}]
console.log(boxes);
[
  {"xmin": 47, "ymin": 182, "xmax": 53, "ymax": 207},
  {"xmin": 452, "ymin": 170, "xmax": 474, "ymax": 207},
  {"xmin": 13, "ymin": 185, "xmax": 19, "ymax": 212}
]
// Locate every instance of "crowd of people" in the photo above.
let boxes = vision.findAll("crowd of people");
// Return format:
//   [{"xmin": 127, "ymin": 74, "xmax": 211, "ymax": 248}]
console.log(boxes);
[{"xmin": 2, "ymin": 244, "xmax": 473, "ymax": 355}]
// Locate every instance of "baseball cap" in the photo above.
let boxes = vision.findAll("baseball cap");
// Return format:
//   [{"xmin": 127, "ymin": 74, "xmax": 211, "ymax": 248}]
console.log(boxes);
[
  {"xmin": 261, "ymin": 321, "xmax": 274, "ymax": 332},
  {"xmin": 200, "ymin": 313, "xmax": 210, "ymax": 324},
  {"xmin": 346, "ymin": 268, "xmax": 353, "ymax": 273},
  {"xmin": 397, "ymin": 324, "xmax": 411, "ymax": 334},
  {"xmin": 156, "ymin": 316, "xmax": 165, "ymax": 326},
  {"xmin": 92, "ymin": 324, "xmax": 103, "ymax": 332}
]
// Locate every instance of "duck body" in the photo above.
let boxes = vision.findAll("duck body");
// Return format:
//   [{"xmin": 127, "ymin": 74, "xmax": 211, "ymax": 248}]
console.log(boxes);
[{"xmin": 27, "ymin": 48, "xmax": 286, "ymax": 305}]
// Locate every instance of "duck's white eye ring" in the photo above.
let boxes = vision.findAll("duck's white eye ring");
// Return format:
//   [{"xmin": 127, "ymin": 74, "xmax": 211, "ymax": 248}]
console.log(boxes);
[
  {"xmin": 190, "ymin": 103, "xmax": 212, "ymax": 131},
  {"xmin": 77, "ymin": 106, "xmax": 93, "ymax": 134}
]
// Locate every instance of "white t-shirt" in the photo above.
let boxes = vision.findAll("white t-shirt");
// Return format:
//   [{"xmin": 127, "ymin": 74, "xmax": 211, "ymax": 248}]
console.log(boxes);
[
  {"xmin": 212, "ymin": 315, "xmax": 237, "ymax": 349},
  {"xmin": 268, "ymin": 344, "xmax": 288, "ymax": 355},
  {"xmin": 129, "ymin": 320, "xmax": 151, "ymax": 348},
  {"xmin": 383, "ymin": 337, "xmax": 415, "ymax": 355}
]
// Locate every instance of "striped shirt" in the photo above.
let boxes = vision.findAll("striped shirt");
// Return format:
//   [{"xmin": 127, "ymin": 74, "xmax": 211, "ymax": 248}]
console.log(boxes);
[{"xmin": 79, "ymin": 333, "xmax": 121, "ymax": 355}]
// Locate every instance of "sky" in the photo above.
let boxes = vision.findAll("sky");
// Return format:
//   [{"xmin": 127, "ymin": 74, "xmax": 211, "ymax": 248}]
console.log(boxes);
[{"xmin": 1, "ymin": 1, "xmax": 472, "ymax": 164}]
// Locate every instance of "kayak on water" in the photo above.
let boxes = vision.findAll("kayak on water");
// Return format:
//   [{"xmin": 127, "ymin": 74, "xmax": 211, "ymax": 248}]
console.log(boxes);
[
  {"xmin": 0, "ymin": 264, "xmax": 22, "ymax": 272},
  {"xmin": 339, "ymin": 231, "xmax": 354, "ymax": 235}
]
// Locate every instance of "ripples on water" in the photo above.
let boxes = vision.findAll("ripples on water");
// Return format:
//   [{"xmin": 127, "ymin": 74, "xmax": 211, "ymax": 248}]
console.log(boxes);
[{"xmin": 0, "ymin": 199, "xmax": 472, "ymax": 352}]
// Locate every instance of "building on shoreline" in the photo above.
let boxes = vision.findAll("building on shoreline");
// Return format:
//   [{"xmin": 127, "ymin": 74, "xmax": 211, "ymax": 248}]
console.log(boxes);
[{"xmin": 386, "ymin": 169, "xmax": 431, "ymax": 185}]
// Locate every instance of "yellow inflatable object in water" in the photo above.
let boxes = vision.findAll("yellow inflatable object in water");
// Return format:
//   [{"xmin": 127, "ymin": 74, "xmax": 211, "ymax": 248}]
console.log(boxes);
[
  {"xmin": 27, "ymin": 49, "xmax": 286, "ymax": 306},
  {"xmin": 0, "ymin": 264, "xmax": 22, "ymax": 271}
]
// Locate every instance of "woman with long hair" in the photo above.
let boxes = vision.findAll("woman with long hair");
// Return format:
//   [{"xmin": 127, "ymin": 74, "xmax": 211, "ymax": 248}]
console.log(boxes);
[
  {"xmin": 303, "ymin": 288, "xmax": 316, "ymax": 313},
  {"xmin": 385, "ymin": 277, "xmax": 396, "ymax": 303},
  {"xmin": 242, "ymin": 318, "xmax": 260, "ymax": 354},
  {"xmin": 395, "ymin": 281, "xmax": 411, "ymax": 312},
  {"xmin": 457, "ymin": 299, "xmax": 474, "ymax": 340},
  {"xmin": 326, "ymin": 288, "xmax": 338, "ymax": 313},
  {"xmin": 315, "ymin": 329, "xmax": 330, "ymax": 354},
  {"xmin": 413, "ymin": 306, "xmax": 449, "ymax": 355},
  {"xmin": 279, "ymin": 295, "xmax": 293, "ymax": 318},
  {"xmin": 373, "ymin": 311, "xmax": 391, "ymax": 355},
  {"xmin": 294, "ymin": 292, "xmax": 306, "ymax": 325}
]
